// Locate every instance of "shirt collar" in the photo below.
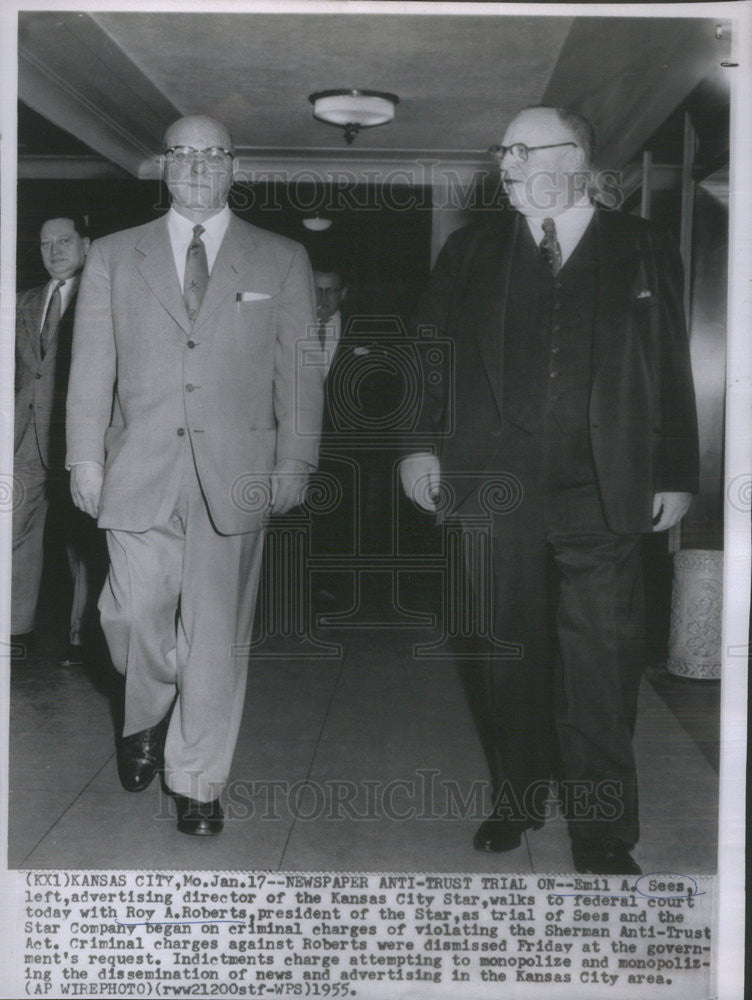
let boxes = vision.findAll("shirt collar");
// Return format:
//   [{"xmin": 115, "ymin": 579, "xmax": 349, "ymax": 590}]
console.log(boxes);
[
  {"xmin": 48, "ymin": 273, "xmax": 79, "ymax": 303},
  {"xmin": 166, "ymin": 204, "xmax": 232, "ymax": 242},
  {"xmin": 524, "ymin": 200, "xmax": 595, "ymax": 263},
  {"xmin": 526, "ymin": 200, "xmax": 594, "ymax": 234}
]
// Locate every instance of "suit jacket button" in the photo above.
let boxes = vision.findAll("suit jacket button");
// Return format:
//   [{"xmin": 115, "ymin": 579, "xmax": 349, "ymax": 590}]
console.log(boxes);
[
  {"xmin": 35, "ymin": 372, "xmax": 42, "ymax": 379},
  {"xmin": 187, "ymin": 340, "xmax": 196, "ymax": 349},
  {"xmin": 177, "ymin": 428, "xmax": 185, "ymax": 436},
  {"xmin": 185, "ymin": 384, "xmax": 195, "ymax": 392}
]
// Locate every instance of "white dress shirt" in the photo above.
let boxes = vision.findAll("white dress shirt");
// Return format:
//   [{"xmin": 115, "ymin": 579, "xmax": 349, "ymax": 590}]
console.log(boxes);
[
  {"xmin": 166, "ymin": 204, "xmax": 232, "ymax": 287},
  {"xmin": 319, "ymin": 310, "xmax": 342, "ymax": 379},
  {"xmin": 525, "ymin": 202, "xmax": 595, "ymax": 267},
  {"xmin": 39, "ymin": 274, "xmax": 80, "ymax": 331}
]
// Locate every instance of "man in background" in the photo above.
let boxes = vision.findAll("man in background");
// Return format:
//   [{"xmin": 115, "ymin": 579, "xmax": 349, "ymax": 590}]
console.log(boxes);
[
  {"xmin": 311, "ymin": 265, "xmax": 404, "ymax": 612},
  {"xmin": 314, "ymin": 267, "xmax": 348, "ymax": 382},
  {"xmin": 309, "ymin": 266, "xmax": 352, "ymax": 605},
  {"xmin": 67, "ymin": 115, "xmax": 322, "ymax": 836},
  {"xmin": 12, "ymin": 214, "xmax": 99, "ymax": 667}
]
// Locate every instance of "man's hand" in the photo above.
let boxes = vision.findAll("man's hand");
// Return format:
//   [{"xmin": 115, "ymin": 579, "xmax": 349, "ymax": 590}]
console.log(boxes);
[
  {"xmin": 270, "ymin": 459, "xmax": 313, "ymax": 514},
  {"xmin": 652, "ymin": 491, "xmax": 693, "ymax": 532},
  {"xmin": 70, "ymin": 461, "xmax": 104, "ymax": 519},
  {"xmin": 400, "ymin": 452, "xmax": 441, "ymax": 513}
]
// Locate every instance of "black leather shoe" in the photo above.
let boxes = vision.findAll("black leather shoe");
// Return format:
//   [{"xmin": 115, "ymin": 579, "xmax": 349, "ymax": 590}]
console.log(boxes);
[
  {"xmin": 174, "ymin": 795, "xmax": 224, "ymax": 836},
  {"xmin": 473, "ymin": 818, "xmax": 543, "ymax": 853},
  {"xmin": 58, "ymin": 642, "xmax": 85, "ymax": 668},
  {"xmin": 572, "ymin": 839, "xmax": 642, "ymax": 875},
  {"xmin": 117, "ymin": 715, "xmax": 170, "ymax": 792}
]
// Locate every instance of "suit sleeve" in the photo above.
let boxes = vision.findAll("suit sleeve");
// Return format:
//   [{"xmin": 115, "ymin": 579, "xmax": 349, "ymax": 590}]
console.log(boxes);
[
  {"xmin": 65, "ymin": 240, "xmax": 117, "ymax": 467},
  {"xmin": 650, "ymin": 229, "xmax": 700, "ymax": 494},
  {"xmin": 402, "ymin": 230, "xmax": 465, "ymax": 455},
  {"xmin": 272, "ymin": 243, "xmax": 323, "ymax": 467}
]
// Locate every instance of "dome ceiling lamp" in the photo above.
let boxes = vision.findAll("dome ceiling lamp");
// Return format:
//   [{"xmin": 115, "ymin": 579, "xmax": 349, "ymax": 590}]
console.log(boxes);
[
  {"xmin": 302, "ymin": 214, "xmax": 333, "ymax": 232},
  {"xmin": 309, "ymin": 89, "xmax": 400, "ymax": 145}
]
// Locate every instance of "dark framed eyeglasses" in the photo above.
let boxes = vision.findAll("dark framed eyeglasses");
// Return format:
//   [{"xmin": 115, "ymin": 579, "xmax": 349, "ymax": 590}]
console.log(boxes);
[
  {"xmin": 164, "ymin": 145, "xmax": 234, "ymax": 165},
  {"xmin": 489, "ymin": 141, "xmax": 578, "ymax": 163}
]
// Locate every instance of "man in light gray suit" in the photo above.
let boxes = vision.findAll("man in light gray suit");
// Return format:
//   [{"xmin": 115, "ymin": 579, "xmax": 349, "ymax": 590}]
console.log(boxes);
[{"xmin": 67, "ymin": 115, "xmax": 323, "ymax": 835}]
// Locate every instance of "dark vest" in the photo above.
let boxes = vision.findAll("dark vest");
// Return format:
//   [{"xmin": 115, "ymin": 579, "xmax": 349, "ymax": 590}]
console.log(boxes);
[{"xmin": 502, "ymin": 218, "xmax": 598, "ymax": 489}]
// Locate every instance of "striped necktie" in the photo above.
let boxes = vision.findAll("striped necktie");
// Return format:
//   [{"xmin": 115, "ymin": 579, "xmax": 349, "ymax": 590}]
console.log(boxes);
[
  {"xmin": 540, "ymin": 217, "xmax": 563, "ymax": 276},
  {"xmin": 40, "ymin": 280, "xmax": 64, "ymax": 359},
  {"xmin": 184, "ymin": 224, "xmax": 209, "ymax": 323}
]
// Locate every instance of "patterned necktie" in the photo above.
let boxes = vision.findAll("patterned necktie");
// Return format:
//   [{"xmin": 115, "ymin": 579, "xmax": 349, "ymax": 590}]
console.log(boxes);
[
  {"xmin": 540, "ymin": 217, "xmax": 563, "ymax": 276},
  {"xmin": 183, "ymin": 224, "xmax": 209, "ymax": 323},
  {"xmin": 40, "ymin": 280, "xmax": 63, "ymax": 359},
  {"xmin": 317, "ymin": 318, "xmax": 327, "ymax": 349}
]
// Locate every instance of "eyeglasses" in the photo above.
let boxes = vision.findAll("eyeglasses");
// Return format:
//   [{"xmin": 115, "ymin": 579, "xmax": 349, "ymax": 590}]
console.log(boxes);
[
  {"xmin": 164, "ymin": 146, "xmax": 234, "ymax": 165},
  {"xmin": 489, "ymin": 141, "xmax": 578, "ymax": 162}
]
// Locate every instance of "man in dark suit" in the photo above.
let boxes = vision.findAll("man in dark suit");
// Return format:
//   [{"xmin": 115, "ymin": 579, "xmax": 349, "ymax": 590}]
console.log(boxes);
[
  {"xmin": 12, "ymin": 214, "xmax": 98, "ymax": 666},
  {"xmin": 67, "ymin": 115, "xmax": 322, "ymax": 836},
  {"xmin": 309, "ymin": 268, "xmax": 352, "ymax": 574},
  {"xmin": 401, "ymin": 106, "xmax": 698, "ymax": 875},
  {"xmin": 311, "ymin": 266, "xmax": 406, "ymax": 610}
]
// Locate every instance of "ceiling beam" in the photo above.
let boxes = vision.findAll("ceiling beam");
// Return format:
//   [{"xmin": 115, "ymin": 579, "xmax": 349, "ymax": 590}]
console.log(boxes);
[
  {"xmin": 18, "ymin": 11, "xmax": 179, "ymax": 178},
  {"xmin": 17, "ymin": 155, "xmax": 130, "ymax": 180},
  {"xmin": 19, "ymin": 51, "xmax": 147, "ymax": 177}
]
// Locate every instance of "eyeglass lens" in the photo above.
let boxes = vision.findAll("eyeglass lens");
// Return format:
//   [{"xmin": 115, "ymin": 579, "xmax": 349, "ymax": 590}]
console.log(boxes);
[{"xmin": 166, "ymin": 146, "xmax": 231, "ymax": 164}]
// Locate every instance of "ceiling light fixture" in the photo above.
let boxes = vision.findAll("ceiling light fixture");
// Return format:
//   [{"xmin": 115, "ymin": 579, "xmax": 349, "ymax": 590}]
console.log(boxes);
[
  {"xmin": 309, "ymin": 89, "xmax": 400, "ymax": 145},
  {"xmin": 302, "ymin": 214, "xmax": 333, "ymax": 232}
]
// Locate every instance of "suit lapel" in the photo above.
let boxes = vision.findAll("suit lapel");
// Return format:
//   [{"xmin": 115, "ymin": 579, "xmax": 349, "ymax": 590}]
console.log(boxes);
[
  {"xmin": 21, "ymin": 285, "xmax": 47, "ymax": 363},
  {"xmin": 193, "ymin": 216, "xmax": 258, "ymax": 332},
  {"xmin": 472, "ymin": 213, "xmax": 519, "ymax": 417},
  {"xmin": 135, "ymin": 218, "xmax": 191, "ymax": 334}
]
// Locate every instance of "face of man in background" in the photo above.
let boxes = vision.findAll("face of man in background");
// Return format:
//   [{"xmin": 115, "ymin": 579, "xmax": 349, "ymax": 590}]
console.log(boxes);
[
  {"xmin": 498, "ymin": 107, "xmax": 586, "ymax": 218},
  {"xmin": 163, "ymin": 115, "xmax": 235, "ymax": 220},
  {"xmin": 314, "ymin": 272, "xmax": 347, "ymax": 322},
  {"xmin": 40, "ymin": 218, "xmax": 89, "ymax": 281}
]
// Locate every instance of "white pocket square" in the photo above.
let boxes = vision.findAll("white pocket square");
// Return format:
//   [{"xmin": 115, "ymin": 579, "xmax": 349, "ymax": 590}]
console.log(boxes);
[
  {"xmin": 353, "ymin": 346, "xmax": 371, "ymax": 356},
  {"xmin": 635, "ymin": 289, "xmax": 652, "ymax": 299},
  {"xmin": 237, "ymin": 291, "xmax": 271, "ymax": 302}
]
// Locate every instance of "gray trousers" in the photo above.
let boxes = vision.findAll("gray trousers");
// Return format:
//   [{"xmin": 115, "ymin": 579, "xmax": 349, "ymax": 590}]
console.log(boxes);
[{"xmin": 98, "ymin": 445, "xmax": 265, "ymax": 802}]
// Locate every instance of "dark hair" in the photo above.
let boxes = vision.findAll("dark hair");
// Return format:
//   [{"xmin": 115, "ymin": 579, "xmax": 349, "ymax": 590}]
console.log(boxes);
[
  {"xmin": 519, "ymin": 105, "xmax": 596, "ymax": 164},
  {"xmin": 41, "ymin": 214, "xmax": 89, "ymax": 239},
  {"xmin": 312, "ymin": 262, "xmax": 348, "ymax": 286}
]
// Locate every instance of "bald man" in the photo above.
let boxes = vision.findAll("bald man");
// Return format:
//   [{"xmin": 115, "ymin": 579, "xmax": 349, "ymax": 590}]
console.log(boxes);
[{"xmin": 67, "ymin": 115, "xmax": 323, "ymax": 835}]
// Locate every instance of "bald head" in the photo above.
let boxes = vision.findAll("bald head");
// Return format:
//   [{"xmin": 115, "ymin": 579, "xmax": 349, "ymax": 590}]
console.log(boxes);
[{"xmin": 163, "ymin": 115, "xmax": 233, "ymax": 154}]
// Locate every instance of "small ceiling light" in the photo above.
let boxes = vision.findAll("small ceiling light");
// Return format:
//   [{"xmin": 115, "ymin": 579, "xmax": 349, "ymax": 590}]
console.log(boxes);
[
  {"xmin": 309, "ymin": 89, "xmax": 399, "ymax": 144},
  {"xmin": 302, "ymin": 214, "xmax": 333, "ymax": 232}
]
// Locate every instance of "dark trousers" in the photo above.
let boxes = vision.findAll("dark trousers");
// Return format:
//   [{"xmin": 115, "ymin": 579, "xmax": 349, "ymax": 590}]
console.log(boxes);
[{"xmin": 461, "ymin": 420, "xmax": 644, "ymax": 847}]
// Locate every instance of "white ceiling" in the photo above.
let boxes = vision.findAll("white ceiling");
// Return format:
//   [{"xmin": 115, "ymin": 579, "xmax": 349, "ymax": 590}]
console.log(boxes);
[{"xmin": 18, "ymin": 9, "xmax": 730, "ymax": 184}]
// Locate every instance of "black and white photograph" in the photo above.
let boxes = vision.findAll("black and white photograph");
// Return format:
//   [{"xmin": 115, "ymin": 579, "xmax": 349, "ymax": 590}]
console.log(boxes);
[{"xmin": 0, "ymin": 2, "xmax": 749, "ymax": 997}]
